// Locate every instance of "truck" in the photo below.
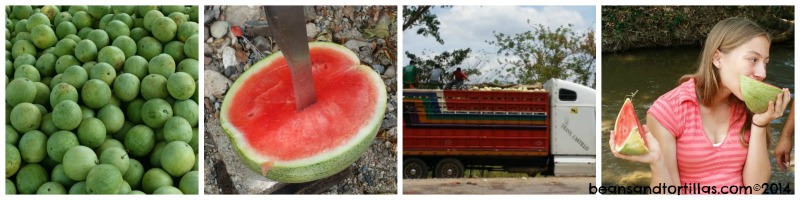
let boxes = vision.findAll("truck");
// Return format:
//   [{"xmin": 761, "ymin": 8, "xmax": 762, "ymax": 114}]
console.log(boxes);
[{"xmin": 402, "ymin": 79, "xmax": 596, "ymax": 178}]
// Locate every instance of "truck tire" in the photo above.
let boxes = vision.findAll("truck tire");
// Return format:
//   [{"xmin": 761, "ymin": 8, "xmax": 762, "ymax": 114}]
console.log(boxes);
[
  {"xmin": 434, "ymin": 158, "xmax": 464, "ymax": 178},
  {"xmin": 403, "ymin": 158, "xmax": 428, "ymax": 179}
]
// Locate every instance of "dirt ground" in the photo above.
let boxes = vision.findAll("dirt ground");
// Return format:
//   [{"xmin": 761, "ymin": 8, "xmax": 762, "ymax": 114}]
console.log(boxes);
[
  {"xmin": 403, "ymin": 177, "xmax": 596, "ymax": 194},
  {"xmin": 203, "ymin": 5, "xmax": 398, "ymax": 194}
]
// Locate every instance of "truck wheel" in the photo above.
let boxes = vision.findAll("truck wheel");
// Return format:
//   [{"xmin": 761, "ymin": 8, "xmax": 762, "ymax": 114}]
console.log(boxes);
[
  {"xmin": 434, "ymin": 158, "xmax": 464, "ymax": 178},
  {"xmin": 403, "ymin": 158, "xmax": 428, "ymax": 179}
]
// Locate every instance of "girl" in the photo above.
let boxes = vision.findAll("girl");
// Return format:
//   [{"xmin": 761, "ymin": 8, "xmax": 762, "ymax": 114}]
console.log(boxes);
[{"xmin": 610, "ymin": 17, "xmax": 791, "ymax": 194}]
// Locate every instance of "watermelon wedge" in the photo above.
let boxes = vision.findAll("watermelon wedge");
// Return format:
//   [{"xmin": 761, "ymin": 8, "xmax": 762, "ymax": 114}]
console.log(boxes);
[
  {"xmin": 613, "ymin": 98, "xmax": 648, "ymax": 155},
  {"xmin": 220, "ymin": 42, "xmax": 387, "ymax": 183},
  {"xmin": 739, "ymin": 75, "xmax": 782, "ymax": 113}
]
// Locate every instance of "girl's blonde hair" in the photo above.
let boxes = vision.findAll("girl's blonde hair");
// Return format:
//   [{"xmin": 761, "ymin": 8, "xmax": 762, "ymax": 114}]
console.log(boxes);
[{"xmin": 679, "ymin": 17, "xmax": 771, "ymax": 147}]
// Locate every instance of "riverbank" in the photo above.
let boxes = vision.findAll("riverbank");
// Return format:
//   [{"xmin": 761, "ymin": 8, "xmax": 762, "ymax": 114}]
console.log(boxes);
[{"xmin": 602, "ymin": 6, "xmax": 794, "ymax": 52}]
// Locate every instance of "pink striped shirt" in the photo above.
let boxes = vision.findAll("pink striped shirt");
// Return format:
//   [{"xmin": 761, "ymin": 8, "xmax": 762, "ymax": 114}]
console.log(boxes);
[{"xmin": 648, "ymin": 79, "xmax": 750, "ymax": 190}]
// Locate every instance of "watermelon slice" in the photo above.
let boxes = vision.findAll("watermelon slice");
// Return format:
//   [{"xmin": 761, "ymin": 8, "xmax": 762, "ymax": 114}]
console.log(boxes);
[
  {"xmin": 739, "ymin": 75, "xmax": 782, "ymax": 113},
  {"xmin": 613, "ymin": 98, "xmax": 648, "ymax": 155},
  {"xmin": 220, "ymin": 42, "xmax": 387, "ymax": 183}
]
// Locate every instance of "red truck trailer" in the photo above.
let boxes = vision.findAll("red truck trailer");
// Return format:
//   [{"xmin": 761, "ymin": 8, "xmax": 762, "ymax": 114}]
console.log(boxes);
[{"xmin": 402, "ymin": 79, "xmax": 596, "ymax": 178}]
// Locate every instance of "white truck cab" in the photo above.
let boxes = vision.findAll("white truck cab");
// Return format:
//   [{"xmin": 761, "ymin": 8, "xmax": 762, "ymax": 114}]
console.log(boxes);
[{"xmin": 545, "ymin": 79, "xmax": 596, "ymax": 176}]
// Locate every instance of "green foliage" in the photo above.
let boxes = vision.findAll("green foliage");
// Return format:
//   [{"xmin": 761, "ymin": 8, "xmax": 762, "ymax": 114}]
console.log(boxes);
[
  {"xmin": 602, "ymin": 6, "xmax": 794, "ymax": 52},
  {"xmin": 487, "ymin": 22, "xmax": 596, "ymax": 88},
  {"xmin": 403, "ymin": 5, "xmax": 475, "ymax": 87},
  {"xmin": 402, "ymin": 6, "xmax": 444, "ymax": 44},
  {"xmin": 405, "ymin": 49, "xmax": 481, "ymax": 87}
]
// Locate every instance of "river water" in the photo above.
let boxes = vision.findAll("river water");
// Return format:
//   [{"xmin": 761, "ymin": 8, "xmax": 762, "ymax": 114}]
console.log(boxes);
[{"xmin": 600, "ymin": 44, "xmax": 795, "ymax": 193}]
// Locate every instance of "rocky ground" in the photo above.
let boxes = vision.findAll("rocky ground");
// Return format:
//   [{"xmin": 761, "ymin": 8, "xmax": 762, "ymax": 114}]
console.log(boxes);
[{"xmin": 202, "ymin": 5, "xmax": 398, "ymax": 194}]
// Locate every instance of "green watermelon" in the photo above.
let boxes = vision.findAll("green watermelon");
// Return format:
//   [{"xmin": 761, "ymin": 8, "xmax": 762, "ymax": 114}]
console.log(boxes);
[
  {"xmin": 220, "ymin": 42, "xmax": 386, "ymax": 183},
  {"xmin": 613, "ymin": 98, "xmax": 648, "ymax": 155},
  {"xmin": 739, "ymin": 75, "xmax": 783, "ymax": 113}
]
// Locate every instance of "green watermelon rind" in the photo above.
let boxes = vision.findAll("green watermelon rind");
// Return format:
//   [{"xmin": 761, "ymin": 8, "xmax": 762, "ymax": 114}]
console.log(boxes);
[
  {"xmin": 739, "ymin": 75, "xmax": 782, "ymax": 113},
  {"xmin": 616, "ymin": 127, "xmax": 649, "ymax": 155},
  {"xmin": 220, "ymin": 42, "xmax": 386, "ymax": 183}
]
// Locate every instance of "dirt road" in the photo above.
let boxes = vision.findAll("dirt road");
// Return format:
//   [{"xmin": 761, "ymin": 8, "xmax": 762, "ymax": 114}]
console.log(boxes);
[{"xmin": 403, "ymin": 177, "xmax": 595, "ymax": 194}]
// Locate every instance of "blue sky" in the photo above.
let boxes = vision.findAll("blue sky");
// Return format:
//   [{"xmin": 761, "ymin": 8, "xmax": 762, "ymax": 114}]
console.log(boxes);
[{"xmin": 403, "ymin": 5, "xmax": 596, "ymax": 82}]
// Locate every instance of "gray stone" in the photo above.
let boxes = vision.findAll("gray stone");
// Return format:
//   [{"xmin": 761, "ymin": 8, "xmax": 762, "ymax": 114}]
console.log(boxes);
[
  {"xmin": 204, "ymin": 43, "xmax": 214, "ymax": 56},
  {"xmin": 377, "ymin": 55, "xmax": 392, "ymax": 66},
  {"xmin": 387, "ymin": 77, "xmax": 397, "ymax": 90},
  {"xmin": 221, "ymin": 46, "xmax": 237, "ymax": 68},
  {"xmin": 223, "ymin": 65, "xmax": 241, "ymax": 80},
  {"xmin": 371, "ymin": 64, "xmax": 385, "ymax": 75},
  {"xmin": 204, "ymin": 70, "xmax": 233, "ymax": 97},
  {"xmin": 385, "ymin": 100, "xmax": 395, "ymax": 114},
  {"xmin": 382, "ymin": 65, "xmax": 396, "ymax": 78},
  {"xmin": 303, "ymin": 6, "xmax": 317, "ymax": 22},
  {"xmin": 383, "ymin": 78, "xmax": 396, "ymax": 93},
  {"xmin": 210, "ymin": 21, "xmax": 230, "ymax": 39},
  {"xmin": 343, "ymin": 40, "xmax": 370, "ymax": 53},
  {"xmin": 206, "ymin": 59, "xmax": 223, "ymax": 72},
  {"xmin": 205, "ymin": 9, "xmax": 220, "ymax": 24},
  {"xmin": 358, "ymin": 49, "xmax": 373, "ymax": 65},
  {"xmin": 335, "ymin": 28, "xmax": 362, "ymax": 42},
  {"xmin": 252, "ymin": 36, "xmax": 271, "ymax": 52},
  {"xmin": 306, "ymin": 23, "xmax": 318, "ymax": 38},
  {"xmin": 387, "ymin": 128, "xmax": 396, "ymax": 138},
  {"xmin": 223, "ymin": 6, "xmax": 264, "ymax": 27},
  {"xmin": 243, "ymin": 20, "xmax": 271, "ymax": 39},
  {"xmin": 343, "ymin": 6, "xmax": 355, "ymax": 19},
  {"xmin": 380, "ymin": 113, "xmax": 397, "ymax": 130}
]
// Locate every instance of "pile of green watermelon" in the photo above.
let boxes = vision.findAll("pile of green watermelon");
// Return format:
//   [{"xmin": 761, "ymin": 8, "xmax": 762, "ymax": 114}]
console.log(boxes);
[{"xmin": 6, "ymin": 5, "xmax": 199, "ymax": 194}]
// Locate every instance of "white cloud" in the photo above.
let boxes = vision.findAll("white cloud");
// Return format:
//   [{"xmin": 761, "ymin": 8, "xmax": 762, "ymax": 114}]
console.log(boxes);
[
  {"xmin": 437, "ymin": 6, "xmax": 586, "ymax": 47},
  {"xmin": 403, "ymin": 5, "xmax": 595, "ymax": 82}
]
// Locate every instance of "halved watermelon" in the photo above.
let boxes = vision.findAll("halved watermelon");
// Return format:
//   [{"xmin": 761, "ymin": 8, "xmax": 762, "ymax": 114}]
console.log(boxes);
[
  {"xmin": 739, "ymin": 75, "xmax": 782, "ymax": 113},
  {"xmin": 613, "ymin": 98, "xmax": 648, "ymax": 155},
  {"xmin": 220, "ymin": 42, "xmax": 387, "ymax": 183}
]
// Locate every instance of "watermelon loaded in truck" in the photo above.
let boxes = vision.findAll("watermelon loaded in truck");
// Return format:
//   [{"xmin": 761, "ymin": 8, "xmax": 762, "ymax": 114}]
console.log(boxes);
[{"xmin": 403, "ymin": 79, "xmax": 596, "ymax": 178}]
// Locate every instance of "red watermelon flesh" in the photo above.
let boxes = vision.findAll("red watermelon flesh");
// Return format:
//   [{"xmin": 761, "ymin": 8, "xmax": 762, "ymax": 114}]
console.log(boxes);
[
  {"xmin": 221, "ymin": 42, "xmax": 386, "ymax": 183},
  {"xmin": 613, "ymin": 98, "xmax": 648, "ymax": 155}
]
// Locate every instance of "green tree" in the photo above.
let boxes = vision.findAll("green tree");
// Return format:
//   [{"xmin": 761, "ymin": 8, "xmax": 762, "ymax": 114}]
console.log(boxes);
[
  {"xmin": 405, "ymin": 49, "xmax": 479, "ymax": 86},
  {"xmin": 403, "ymin": 6, "xmax": 474, "ymax": 88},
  {"xmin": 403, "ymin": 6, "xmax": 444, "ymax": 44},
  {"xmin": 487, "ymin": 21, "xmax": 596, "ymax": 88}
]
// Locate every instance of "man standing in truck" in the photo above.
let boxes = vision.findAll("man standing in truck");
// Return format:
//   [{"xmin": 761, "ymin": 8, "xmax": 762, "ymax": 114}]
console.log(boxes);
[
  {"xmin": 404, "ymin": 60, "xmax": 419, "ymax": 88},
  {"xmin": 429, "ymin": 65, "xmax": 445, "ymax": 89},
  {"xmin": 445, "ymin": 67, "xmax": 470, "ymax": 90}
]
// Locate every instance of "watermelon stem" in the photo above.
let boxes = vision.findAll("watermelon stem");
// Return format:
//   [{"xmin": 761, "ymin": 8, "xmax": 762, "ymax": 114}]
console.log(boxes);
[{"xmin": 626, "ymin": 90, "xmax": 639, "ymax": 99}]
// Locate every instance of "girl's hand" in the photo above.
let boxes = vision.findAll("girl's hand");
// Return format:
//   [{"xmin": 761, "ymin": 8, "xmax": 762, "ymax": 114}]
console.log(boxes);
[
  {"xmin": 610, "ymin": 125, "xmax": 663, "ymax": 164},
  {"xmin": 752, "ymin": 89, "xmax": 791, "ymax": 126}
]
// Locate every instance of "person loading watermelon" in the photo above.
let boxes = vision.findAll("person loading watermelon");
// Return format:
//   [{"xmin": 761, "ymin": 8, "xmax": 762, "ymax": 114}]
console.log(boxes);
[
  {"xmin": 403, "ymin": 61, "xmax": 419, "ymax": 88},
  {"xmin": 609, "ymin": 17, "xmax": 791, "ymax": 194},
  {"xmin": 444, "ymin": 67, "xmax": 470, "ymax": 90}
]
